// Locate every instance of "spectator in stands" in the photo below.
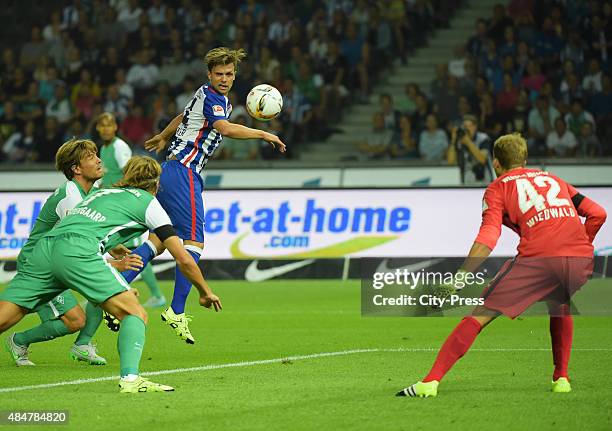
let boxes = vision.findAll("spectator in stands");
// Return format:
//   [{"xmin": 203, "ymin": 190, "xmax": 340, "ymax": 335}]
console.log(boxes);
[
  {"xmin": 0, "ymin": 101, "xmax": 23, "ymax": 155},
  {"xmin": 589, "ymin": 75, "xmax": 612, "ymax": 120},
  {"xmin": 390, "ymin": 114, "xmax": 419, "ymax": 159},
  {"xmin": 411, "ymin": 93, "xmax": 431, "ymax": 136},
  {"xmin": 528, "ymin": 95, "xmax": 560, "ymax": 155},
  {"xmin": 159, "ymin": 50, "xmax": 191, "ymax": 90},
  {"xmin": 435, "ymin": 75, "xmax": 460, "ymax": 125},
  {"xmin": 117, "ymin": 0, "xmax": 143, "ymax": 34},
  {"xmin": 431, "ymin": 63, "xmax": 449, "ymax": 100},
  {"xmin": 496, "ymin": 72, "xmax": 520, "ymax": 115},
  {"xmin": 357, "ymin": 111, "xmax": 393, "ymax": 159},
  {"xmin": 341, "ymin": 22, "xmax": 370, "ymax": 101},
  {"xmin": 547, "ymin": 117, "xmax": 577, "ymax": 157},
  {"xmin": 43, "ymin": 11, "xmax": 63, "ymax": 43},
  {"xmin": 20, "ymin": 26, "xmax": 48, "ymax": 72},
  {"xmin": 98, "ymin": 47, "xmax": 125, "ymax": 88},
  {"xmin": 319, "ymin": 41, "xmax": 349, "ymax": 120},
  {"xmin": 419, "ymin": 114, "xmax": 448, "ymax": 162},
  {"xmin": 586, "ymin": 16, "xmax": 612, "ymax": 65},
  {"xmin": 559, "ymin": 73, "xmax": 584, "ymax": 106},
  {"xmin": 578, "ymin": 121, "xmax": 601, "ymax": 157},
  {"xmin": 448, "ymin": 45, "xmax": 468, "ymax": 79},
  {"xmin": 114, "ymin": 69, "xmax": 134, "ymax": 103},
  {"xmin": 479, "ymin": 92, "xmax": 503, "ymax": 140},
  {"xmin": 282, "ymin": 78, "xmax": 312, "ymax": 144},
  {"xmin": 45, "ymin": 82, "xmax": 72, "ymax": 126},
  {"xmin": 18, "ymin": 82, "xmax": 44, "ymax": 122},
  {"xmin": 103, "ymin": 84, "xmax": 129, "ymax": 122},
  {"xmin": 397, "ymin": 83, "xmax": 419, "ymax": 114},
  {"xmin": 487, "ymin": 3, "xmax": 514, "ymax": 43},
  {"xmin": 561, "ymin": 31, "xmax": 585, "ymax": 67},
  {"xmin": 447, "ymin": 114, "xmax": 492, "ymax": 184},
  {"xmin": 467, "ymin": 19, "xmax": 488, "ymax": 58},
  {"xmin": 582, "ymin": 58, "xmax": 603, "ymax": 94},
  {"xmin": 126, "ymin": 49, "xmax": 160, "ymax": 92},
  {"xmin": 565, "ymin": 99, "xmax": 596, "ymax": 138},
  {"xmin": 522, "ymin": 61, "xmax": 547, "ymax": 100},
  {"xmin": 533, "ymin": 17, "xmax": 564, "ymax": 65},
  {"xmin": 120, "ymin": 105, "xmax": 153, "ymax": 153},
  {"xmin": 70, "ymin": 69, "xmax": 101, "ymax": 107},
  {"xmin": 175, "ymin": 75, "xmax": 195, "ymax": 112},
  {"xmin": 147, "ymin": 0, "xmax": 166, "ymax": 28},
  {"xmin": 1, "ymin": 119, "xmax": 36, "ymax": 163},
  {"xmin": 5, "ymin": 67, "xmax": 29, "ymax": 102},
  {"xmin": 38, "ymin": 65, "xmax": 61, "ymax": 103},
  {"xmin": 95, "ymin": 7, "xmax": 126, "ymax": 47},
  {"xmin": 498, "ymin": 26, "xmax": 518, "ymax": 58},
  {"xmin": 35, "ymin": 117, "xmax": 63, "ymax": 162},
  {"xmin": 379, "ymin": 93, "xmax": 401, "ymax": 134},
  {"xmin": 255, "ymin": 45, "xmax": 281, "ymax": 83}
]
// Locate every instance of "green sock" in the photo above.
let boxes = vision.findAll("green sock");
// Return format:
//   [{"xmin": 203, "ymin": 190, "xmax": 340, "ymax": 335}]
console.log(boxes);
[
  {"xmin": 13, "ymin": 319, "xmax": 71, "ymax": 346},
  {"xmin": 74, "ymin": 302, "xmax": 103, "ymax": 346},
  {"xmin": 141, "ymin": 264, "xmax": 162, "ymax": 298},
  {"xmin": 117, "ymin": 315, "xmax": 146, "ymax": 377}
]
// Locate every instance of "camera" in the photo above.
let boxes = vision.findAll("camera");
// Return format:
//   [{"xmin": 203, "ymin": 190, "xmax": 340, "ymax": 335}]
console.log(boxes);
[{"xmin": 456, "ymin": 125, "xmax": 468, "ymax": 139}]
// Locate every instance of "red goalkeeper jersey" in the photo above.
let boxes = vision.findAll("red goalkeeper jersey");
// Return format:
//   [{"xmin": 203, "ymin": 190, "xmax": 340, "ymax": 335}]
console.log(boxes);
[{"xmin": 474, "ymin": 168, "xmax": 607, "ymax": 257}]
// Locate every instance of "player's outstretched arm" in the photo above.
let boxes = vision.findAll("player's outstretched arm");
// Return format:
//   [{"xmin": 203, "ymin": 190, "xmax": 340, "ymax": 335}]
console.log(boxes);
[
  {"xmin": 163, "ymin": 235, "xmax": 222, "ymax": 311},
  {"xmin": 213, "ymin": 119, "xmax": 286, "ymax": 153},
  {"xmin": 144, "ymin": 114, "xmax": 184, "ymax": 153}
]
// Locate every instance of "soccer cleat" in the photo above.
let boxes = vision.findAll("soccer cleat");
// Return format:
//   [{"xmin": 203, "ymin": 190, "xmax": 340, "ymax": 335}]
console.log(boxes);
[
  {"xmin": 161, "ymin": 307, "xmax": 195, "ymax": 344},
  {"xmin": 4, "ymin": 334, "xmax": 35, "ymax": 366},
  {"xmin": 396, "ymin": 380, "xmax": 439, "ymax": 398},
  {"xmin": 119, "ymin": 376, "xmax": 175, "ymax": 393},
  {"xmin": 70, "ymin": 343, "xmax": 107, "ymax": 365},
  {"xmin": 143, "ymin": 295, "xmax": 167, "ymax": 308},
  {"xmin": 551, "ymin": 377, "xmax": 571, "ymax": 393},
  {"xmin": 104, "ymin": 311, "xmax": 121, "ymax": 332}
]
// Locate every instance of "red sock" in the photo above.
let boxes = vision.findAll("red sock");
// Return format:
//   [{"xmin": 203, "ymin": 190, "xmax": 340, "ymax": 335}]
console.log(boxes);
[
  {"xmin": 423, "ymin": 316, "xmax": 482, "ymax": 382},
  {"xmin": 550, "ymin": 315, "xmax": 573, "ymax": 381}
]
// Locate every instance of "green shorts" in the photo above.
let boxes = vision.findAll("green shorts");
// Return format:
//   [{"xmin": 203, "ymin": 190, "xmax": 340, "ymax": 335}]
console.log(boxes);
[
  {"xmin": 35, "ymin": 290, "xmax": 80, "ymax": 321},
  {"xmin": 0, "ymin": 233, "xmax": 130, "ymax": 311},
  {"xmin": 17, "ymin": 248, "xmax": 81, "ymax": 321}
]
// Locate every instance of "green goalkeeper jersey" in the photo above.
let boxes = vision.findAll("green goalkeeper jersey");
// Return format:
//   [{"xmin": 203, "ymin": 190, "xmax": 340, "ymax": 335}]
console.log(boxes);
[
  {"xmin": 18, "ymin": 180, "xmax": 89, "ymax": 265},
  {"xmin": 45, "ymin": 187, "xmax": 172, "ymax": 253}
]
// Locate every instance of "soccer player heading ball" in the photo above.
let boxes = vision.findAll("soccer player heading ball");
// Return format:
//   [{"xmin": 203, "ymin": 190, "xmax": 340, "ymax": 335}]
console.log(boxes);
[
  {"xmin": 397, "ymin": 133, "xmax": 607, "ymax": 398},
  {"xmin": 0, "ymin": 154, "xmax": 222, "ymax": 392},
  {"xmin": 122, "ymin": 47, "xmax": 286, "ymax": 344}
]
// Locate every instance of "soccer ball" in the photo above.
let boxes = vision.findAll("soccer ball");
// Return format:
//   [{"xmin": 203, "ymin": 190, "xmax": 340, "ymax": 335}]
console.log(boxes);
[{"xmin": 246, "ymin": 84, "xmax": 283, "ymax": 121}]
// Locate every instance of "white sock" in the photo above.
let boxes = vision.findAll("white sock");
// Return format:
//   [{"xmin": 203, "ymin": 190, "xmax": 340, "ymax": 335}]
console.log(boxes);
[{"xmin": 121, "ymin": 374, "xmax": 139, "ymax": 382}]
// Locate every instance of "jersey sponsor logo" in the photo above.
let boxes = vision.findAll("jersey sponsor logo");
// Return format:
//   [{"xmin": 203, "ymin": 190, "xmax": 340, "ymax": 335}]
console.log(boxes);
[{"xmin": 212, "ymin": 105, "xmax": 225, "ymax": 116}]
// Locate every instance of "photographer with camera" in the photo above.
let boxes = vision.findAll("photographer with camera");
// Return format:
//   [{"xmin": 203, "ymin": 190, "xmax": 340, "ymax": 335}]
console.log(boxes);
[{"xmin": 447, "ymin": 114, "xmax": 494, "ymax": 184}]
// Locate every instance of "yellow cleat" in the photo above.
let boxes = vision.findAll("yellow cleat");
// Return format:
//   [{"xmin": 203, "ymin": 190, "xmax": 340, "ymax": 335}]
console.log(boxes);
[{"xmin": 551, "ymin": 377, "xmax": 571, "ymax": 393}]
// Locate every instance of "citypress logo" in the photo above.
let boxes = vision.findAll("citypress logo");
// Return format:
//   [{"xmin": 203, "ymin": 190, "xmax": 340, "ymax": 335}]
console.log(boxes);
[
  {"xmin": 0, "ymin": 201, "xmax": 42, "ymax": 251},
  {"xmin": 204, "ymin": 199, "xmax": 411, "ymax": 258}
]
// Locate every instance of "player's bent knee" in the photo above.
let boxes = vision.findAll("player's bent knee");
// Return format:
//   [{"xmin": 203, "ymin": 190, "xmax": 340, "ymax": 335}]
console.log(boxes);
[
  {"xmin": 0, "ymin": 301, "xmax": 28, "ymax": 333},
  {"xmin": 61, "ymin": 307, "xmax": 86, "ymax": 333}
]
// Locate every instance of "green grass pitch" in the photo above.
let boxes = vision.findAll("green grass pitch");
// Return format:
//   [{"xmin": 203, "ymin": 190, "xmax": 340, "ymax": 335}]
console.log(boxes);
[{"xmin": 0, "ymin": 279, "xmax": 610, "ymax": 430}]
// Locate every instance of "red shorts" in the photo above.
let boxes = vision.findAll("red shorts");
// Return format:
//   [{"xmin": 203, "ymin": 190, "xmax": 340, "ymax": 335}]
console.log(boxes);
[{"xmin": 482, "ymin": 257, "xmax": 594, "ymax": 318}]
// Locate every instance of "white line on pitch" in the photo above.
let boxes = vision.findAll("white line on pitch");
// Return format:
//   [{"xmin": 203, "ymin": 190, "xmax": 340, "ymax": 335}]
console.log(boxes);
[{"xmin": 0, "ymin": 347, "xmax": 610, "ymax": 394}]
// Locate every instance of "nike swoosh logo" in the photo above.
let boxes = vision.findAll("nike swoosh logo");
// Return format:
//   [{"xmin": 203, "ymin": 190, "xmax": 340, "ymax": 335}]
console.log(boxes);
[
  {"xmin": 0, "ymin": 262, "xmax": 17, "ymax": 284},
  {"xmin": 375, "ymin": 258, "xmax": 444, "ymax": 275},
  {"xmin": 245, "ymin": 259, "xmax": 315, "ymax": 282}
]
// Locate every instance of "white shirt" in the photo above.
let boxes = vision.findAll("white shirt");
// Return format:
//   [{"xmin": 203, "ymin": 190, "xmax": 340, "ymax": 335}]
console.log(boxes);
[{"xmin": 547, "ymin": 130, "xmax": 577, "ymax": 155}]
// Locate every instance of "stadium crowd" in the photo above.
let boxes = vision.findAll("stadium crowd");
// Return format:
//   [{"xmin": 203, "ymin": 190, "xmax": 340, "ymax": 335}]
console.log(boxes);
[
  {"xmin": 0, "ymin": 0, "xmax": 458, "ymax": 164},
  {"xmin": 361, "ymin": 0, "xmax": 612, "ymax": 162}
]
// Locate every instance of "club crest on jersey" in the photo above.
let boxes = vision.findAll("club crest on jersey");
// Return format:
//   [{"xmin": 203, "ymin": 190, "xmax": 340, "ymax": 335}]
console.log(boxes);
[{"xmin": 212, "ymin": 105, "xmax": 225, "ymax": 116}]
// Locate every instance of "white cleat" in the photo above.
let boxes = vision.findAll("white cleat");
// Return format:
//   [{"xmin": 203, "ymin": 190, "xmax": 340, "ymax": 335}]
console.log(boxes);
[
  {"xmin": 143, "ymin": 295, "xmax": 167, "ymax": 308},
  {"xmin": 70, "ymin": 343, "xmax": 107, "ymax": 365},
  {"xmin": 5, "ymin": 334, "xmax": 35, "ymax": 366}
]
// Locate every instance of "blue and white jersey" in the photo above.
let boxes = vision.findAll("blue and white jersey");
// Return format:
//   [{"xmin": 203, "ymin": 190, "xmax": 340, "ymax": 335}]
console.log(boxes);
[{"xmin": 168, "ymin": 83, "xmax": 232, "ymax": 173}]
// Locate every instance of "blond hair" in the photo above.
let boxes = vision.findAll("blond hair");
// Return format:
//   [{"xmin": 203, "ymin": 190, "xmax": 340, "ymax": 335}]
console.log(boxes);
[
  {"xmin": 493, "ymin": 133, "xmax": 528, "ymax": 169},
  {"xmin": 55, "ymin": 138, "xmax": 98, "ymax": 179},
  {"xmin": 96, "ymin": 112, "xmax": 116, "ymax": 125},
  {"xmin": 114, "ymin": 156, "xmax": 161, "ymax": 192},
  {"xmin": 205, "ymin": 47, "xmax": 246, "ymax": 72}
]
